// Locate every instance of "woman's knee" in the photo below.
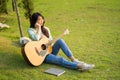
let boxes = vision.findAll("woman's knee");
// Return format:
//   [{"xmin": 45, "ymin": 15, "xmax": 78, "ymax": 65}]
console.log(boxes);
[{"xmin": 57, "ymin": 39, "xmax": 65, "ymax": 44}]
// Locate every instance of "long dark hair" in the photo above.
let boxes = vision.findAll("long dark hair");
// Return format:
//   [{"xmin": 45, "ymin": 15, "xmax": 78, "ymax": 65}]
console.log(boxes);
[{"xmin": 30, "ymin": 12, "xmax": 49, "ymax": 38}]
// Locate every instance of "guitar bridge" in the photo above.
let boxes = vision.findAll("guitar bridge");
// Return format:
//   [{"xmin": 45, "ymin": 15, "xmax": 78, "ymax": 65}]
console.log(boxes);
[
  {"xmin": 35, "ymin": 47, "xmax": 47, "ymax": 57},
  {"xmin": 39, "ymin": 50, "xmax": 47, "ymax": 57}
]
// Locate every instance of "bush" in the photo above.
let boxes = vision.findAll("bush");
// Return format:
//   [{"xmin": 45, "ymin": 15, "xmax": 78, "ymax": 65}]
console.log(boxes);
[{"xmin": 0, "ymin": 0, "xmax": 8, "ymax": 14}]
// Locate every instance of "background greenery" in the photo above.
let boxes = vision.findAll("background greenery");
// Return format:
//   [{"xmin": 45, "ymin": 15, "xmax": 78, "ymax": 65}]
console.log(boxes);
[{"xmin": 0, "ymin": 0, "xmax": 120, "ymax": 80}]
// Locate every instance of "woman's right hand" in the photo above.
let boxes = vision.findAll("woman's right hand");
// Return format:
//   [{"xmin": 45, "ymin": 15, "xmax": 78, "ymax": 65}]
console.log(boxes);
[
  {"xmin": 35, "ymin": 23, "xmax": 41, "ymax": 32},
  {"xmin": 35, "ymin": 23, "xmax": 42, "ymax": 35},
  {"xmin": 35, "ymin": 23, "xmax": 41, "ymax": 28}
]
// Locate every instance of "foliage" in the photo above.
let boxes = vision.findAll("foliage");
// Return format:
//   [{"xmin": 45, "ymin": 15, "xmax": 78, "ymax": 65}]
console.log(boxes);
[
  {"xmin": 0, "ymin": 0, "xmax": 9, "ymax": 14},
  {"xmin": 22, "ymin": 0, "xmax": 34, "ymax": 22}
]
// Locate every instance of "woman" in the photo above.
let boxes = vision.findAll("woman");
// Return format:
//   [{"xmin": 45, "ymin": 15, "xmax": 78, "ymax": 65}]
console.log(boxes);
[{"xmin": 27, "ymin": 12, "xmax": 95, "ymax": 71}]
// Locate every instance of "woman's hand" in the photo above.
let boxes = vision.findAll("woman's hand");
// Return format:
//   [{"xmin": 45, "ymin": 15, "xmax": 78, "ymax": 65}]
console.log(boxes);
[
  {"xmin": 35, "ymin": 23, "xmax": 41, "ymax": 31},
  {"xmin": 35, "ymin": 23, "xmax": 42, "ymax": 36},
  {"xmin": 35, "ymin": 23, "xmax": 41, "ymax": 28}
]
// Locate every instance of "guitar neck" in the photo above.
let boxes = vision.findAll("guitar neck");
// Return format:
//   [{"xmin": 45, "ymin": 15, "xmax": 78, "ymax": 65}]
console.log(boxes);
[
  {"xmin": 52, "ymin": 33, "xmax": 64, "ymax": 44},
  {"xmin": 46, "ymin": 33, "xmax": 65, "ymax": 46},
  {"xmin": 45, "ymin": 29, "xmax": 69, "ymax": 46}
]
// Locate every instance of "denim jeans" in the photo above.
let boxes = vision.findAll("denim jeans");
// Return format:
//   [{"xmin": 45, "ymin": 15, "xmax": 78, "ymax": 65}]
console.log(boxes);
[{"xmin": 44, "ymin": 39, "xmax": 78, "ymax": 69}]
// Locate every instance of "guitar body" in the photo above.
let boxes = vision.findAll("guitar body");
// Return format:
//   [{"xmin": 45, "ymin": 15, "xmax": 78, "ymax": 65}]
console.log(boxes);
[{"xmin": 22, "ymin": 36, "xmax": 52, "ymax": 66}]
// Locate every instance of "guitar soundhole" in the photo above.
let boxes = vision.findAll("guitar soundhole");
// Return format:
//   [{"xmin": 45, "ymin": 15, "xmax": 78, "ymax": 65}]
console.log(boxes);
[{"xmin": 41, "ymin": 44, "xmax": 46, "ymax": 50}]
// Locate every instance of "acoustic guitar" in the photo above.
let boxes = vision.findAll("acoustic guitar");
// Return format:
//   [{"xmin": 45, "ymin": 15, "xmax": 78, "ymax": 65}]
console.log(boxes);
[{"xmin": 22, "ymin": 29, "xmax": 69, "ymax": 66}]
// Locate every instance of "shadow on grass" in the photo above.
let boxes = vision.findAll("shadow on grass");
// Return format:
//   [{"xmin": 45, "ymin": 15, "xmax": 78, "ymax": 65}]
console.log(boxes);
[
  {"xmin": 0, "ymin": 41, "xmax": 54, "ymax": 71},
  {"xmin": 12, "ymin": 40, "xmax": 21, "ymax": 48},
  {"xmin": 0, "ymin": 50, "xmax": 34, "ymax": 70}
]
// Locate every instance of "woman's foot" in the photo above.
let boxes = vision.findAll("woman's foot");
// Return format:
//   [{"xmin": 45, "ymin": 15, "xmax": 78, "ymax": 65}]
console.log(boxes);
[
  {"xmin": 71, "ymin": 58, "xmax": 95, "ymax": 71},
  {"xmin": 78, "ymin": 63, "xmax": 95, "ymax": 71}
]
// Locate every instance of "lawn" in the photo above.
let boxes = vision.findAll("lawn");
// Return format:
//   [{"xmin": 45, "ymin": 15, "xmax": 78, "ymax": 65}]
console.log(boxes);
[{"xmin": 0, "ymin": 0, "xmax": 120, "ymax": 80}]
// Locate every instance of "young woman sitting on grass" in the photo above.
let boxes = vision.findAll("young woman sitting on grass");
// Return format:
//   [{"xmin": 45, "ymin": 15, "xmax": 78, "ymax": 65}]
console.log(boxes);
[{"xmin": 27, "ymin": 12, "xmax": 95, "ymax": 71}]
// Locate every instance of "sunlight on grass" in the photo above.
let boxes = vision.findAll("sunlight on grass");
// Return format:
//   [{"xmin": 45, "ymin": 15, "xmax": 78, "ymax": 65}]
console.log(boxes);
[{"xmin": 0, "ymin": 0, "xmax": 120, "ymax": 80}]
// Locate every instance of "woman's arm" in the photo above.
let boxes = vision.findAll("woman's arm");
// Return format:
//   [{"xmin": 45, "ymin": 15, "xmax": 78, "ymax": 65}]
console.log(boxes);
[{"xmin": 27, "ymin": 28, "xmax": 42, "ymax": 41}]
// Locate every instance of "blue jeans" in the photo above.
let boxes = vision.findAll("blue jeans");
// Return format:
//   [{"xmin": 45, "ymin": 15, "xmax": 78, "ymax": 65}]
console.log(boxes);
[{"xmin": 44, "ymin": 39, "xmax": 78, "ymax": 69}]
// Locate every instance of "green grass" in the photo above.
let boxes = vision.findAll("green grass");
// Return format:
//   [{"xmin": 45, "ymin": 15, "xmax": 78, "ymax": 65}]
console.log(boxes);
[{"xmin": 0, "ymin": 0, "xmax": 120, "ymax": 80}]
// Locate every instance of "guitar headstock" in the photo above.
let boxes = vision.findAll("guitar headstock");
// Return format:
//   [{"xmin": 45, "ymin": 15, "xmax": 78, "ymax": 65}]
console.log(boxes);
[{"xmin": 63, "ymin": 29, "xmax": 69, "ymax": 35}]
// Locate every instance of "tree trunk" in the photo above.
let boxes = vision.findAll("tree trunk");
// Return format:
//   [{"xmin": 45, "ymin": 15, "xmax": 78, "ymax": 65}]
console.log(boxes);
[
  {"xmin": 13, "ymin": 0, "xmax": 23, "ymax": 37},
  {"xmin": 12, "ymin": 0, "xmax": 15, "ymax": 11}
]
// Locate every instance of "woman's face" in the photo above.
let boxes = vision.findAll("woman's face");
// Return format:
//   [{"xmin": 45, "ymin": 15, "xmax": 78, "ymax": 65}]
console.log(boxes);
[{"xmin": 36, "ymin": 16, "xmax": 44, "ymax": 26}]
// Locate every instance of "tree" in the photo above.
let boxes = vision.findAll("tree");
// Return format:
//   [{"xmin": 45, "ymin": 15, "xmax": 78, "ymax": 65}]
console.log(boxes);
[
  {"xmin": 0, "ymin": 0, "xmax": 8, "ymax": 14},
  {"xmin": 12, "ymin": 0, "xmax": 15, "ymax": 11},
  {"xmin": 13, "ymin": 0, "xmax": 23, "ymax": 37},
  {"xmin": 22, "ymin": 0, "xmax": 34, "ymax": 22}
]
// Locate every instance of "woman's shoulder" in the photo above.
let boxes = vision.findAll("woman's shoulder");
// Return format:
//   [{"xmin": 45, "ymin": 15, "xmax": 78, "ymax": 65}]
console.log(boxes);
[
  {"xmin": 28, "ymin": 28, "xmax": 32, "ymax": 30},
  {"xmin": 27, "ymin": 28, "xmax": 36, "ymax": 34},
  {"xmin": 28, "ymin": 28, "xmax": 35, "ymax": 31}
]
